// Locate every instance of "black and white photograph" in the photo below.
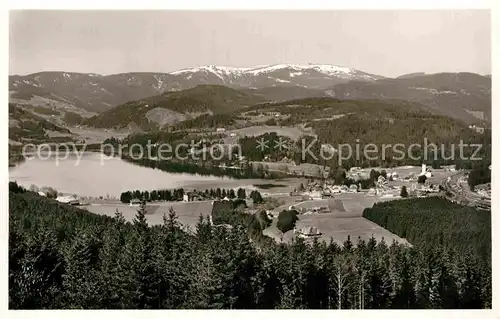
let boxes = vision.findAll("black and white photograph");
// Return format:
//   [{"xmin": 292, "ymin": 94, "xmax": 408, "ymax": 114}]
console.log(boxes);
[{"xmin": 6, "ymin": 7, "xmax": 493, "ymax": 312}]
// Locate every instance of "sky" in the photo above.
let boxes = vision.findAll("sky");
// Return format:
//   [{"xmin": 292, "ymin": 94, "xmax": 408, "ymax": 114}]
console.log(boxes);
[{"xmin": 9, "ymin": 10, "xmax": 491, "ymax": 77}]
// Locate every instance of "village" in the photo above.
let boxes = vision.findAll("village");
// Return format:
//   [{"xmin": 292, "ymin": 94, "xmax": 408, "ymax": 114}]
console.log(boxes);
[{"xmin": 30, "ymin": 160, "xmax": 473, "ymax": 247}]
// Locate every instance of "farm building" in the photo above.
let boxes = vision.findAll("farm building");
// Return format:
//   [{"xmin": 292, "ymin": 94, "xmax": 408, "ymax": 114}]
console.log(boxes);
[
  {"xmin": 129, "ymin": 199, "xmax": 142, "ymax": 206},
  {"xmin": 308, "ymin": 191, "xmax": 323, "ymax": 200},
  {"xmin": 183, "ymin": 191, "xmax": 202, "ymax": 202},
  {"xmin": 295, "ymin": 226, "xmax": 322, "ymax": 238}
]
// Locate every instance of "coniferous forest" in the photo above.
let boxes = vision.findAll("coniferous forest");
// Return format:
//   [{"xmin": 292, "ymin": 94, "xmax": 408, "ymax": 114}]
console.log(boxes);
[{"xmin": 9, "ymin": 182, "xmax": 490, "ymax": 309}]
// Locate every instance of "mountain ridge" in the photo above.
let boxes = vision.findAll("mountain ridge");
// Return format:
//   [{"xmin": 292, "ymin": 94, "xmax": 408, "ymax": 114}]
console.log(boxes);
[
  {"xmin": 9, "ymin": 64, "xmax": 491, "ymax": 126},
  {"xmin": 9, "ymin": 63, "xmax": 383, "ymax": 113}
]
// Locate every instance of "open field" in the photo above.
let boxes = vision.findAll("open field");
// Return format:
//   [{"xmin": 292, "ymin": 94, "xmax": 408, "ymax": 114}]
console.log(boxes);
[
  {"xmin": 264, "ymin": 193, "xmax": 411, "ymax": 246},
  {"xmin": 70, "ymin": 127, "xmax": 130, "ymax": 144},
  {"xmin": 250, "ymin": 161, "xmax": 324, "ymax": 177},
  {"xmin": 181, "ymin": 177, "xmax": 306, "ymax": 195},
  {"xmin": 227, "ymin": 125, "xmax": 314, "ymax": 140}
]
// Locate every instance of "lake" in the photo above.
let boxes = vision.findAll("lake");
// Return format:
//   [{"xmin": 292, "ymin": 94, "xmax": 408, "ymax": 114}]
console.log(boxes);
[{"xmin": 9, "ymin": 153, "xmax": 300, "ymax": 197}]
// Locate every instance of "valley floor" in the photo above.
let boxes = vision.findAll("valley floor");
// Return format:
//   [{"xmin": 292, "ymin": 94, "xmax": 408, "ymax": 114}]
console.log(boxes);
[{"xmin": 262, "ymin": 193, "xmax": 411, "ymax": 246}]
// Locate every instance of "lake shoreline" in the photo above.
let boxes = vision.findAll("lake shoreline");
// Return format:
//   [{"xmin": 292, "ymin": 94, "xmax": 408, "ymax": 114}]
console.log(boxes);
[{"xmin": 9, "ymin": 152, "xmax": 306, "ymax": 198}]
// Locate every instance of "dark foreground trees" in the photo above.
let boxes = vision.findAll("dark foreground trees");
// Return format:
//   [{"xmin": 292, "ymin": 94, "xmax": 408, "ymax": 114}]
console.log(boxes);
[{"xmin": 9, "ymin": 184, "xmax": 491, "ymax": 309}]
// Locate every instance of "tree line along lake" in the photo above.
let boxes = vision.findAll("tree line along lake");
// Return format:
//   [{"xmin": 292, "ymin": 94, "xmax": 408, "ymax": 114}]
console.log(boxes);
[{"xmin": 8, "ymin": 152, "xmax": 298, "ymax": 198}]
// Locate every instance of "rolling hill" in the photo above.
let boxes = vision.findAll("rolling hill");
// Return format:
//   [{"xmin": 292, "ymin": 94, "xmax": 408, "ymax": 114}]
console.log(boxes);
[
  {"xmin": 9, "ymin": 64, "xmax": 383, "ymax": 113},
  {"xmin": 9, "ymin": 66, "xmax": 491, "ymax": 130},
  {"xmin": 9, "ymin": 103, "xmax": 73, "ymax": 143},
  {"xmin": 327, "ymin": 72, "xmax": 491, "ymax": 125},
  {"xmin": 84, "ymin": 85, "xmax": 264, "ymax": 129},
  {"xmin": 237, "ymin": 97, "xmax": 485, "ymax": 167}
]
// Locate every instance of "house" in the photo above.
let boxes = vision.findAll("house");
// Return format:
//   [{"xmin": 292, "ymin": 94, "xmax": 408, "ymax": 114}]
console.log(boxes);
[
  {"xmin": 183, "ymin": 191, "xmax": 201, "ymax": 202},
  {"xmin": 56, "ymin": 195, "xmax": 79, "ymax": 206},
  {"xmin": 340, "ymin": 185, "xmax": 349, "ymax": 193},
  {"xmin": 129, "ymin": 198, "xmax": 142, "ymax": 206},
  {"xmin": 296, "ymin": 226, "xmax": 322, "ymax": 238},
  {"xmin": 468, "ymin": 125, "xmax": 485, "ymax": 134},
  {"xmin": 308, "ymin": 191, "xmax": 322, "ymax": 200},
  {"xmin": 321, "ymin": 190, "xmax": 333, "ymax": 198},
  {"xmin": 330, "ymin": 185, "xmax": 342, "ymax": 194},
  {"xmin": 216, "ymin": 127, "xmax": 226, "ymax": 133},
  {"xmin": 266, "ymin": 111, "xmax": 281, "ymax": 117},
  {"xmin": 37, "ymin": 191, "xmax": 46, "ymax": 197},
  {"xmin": 245, "ymin": 198, "xmax": 254, "ymax": 208}
]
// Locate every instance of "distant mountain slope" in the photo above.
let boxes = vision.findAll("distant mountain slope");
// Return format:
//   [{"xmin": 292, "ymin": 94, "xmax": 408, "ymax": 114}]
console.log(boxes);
[
  {"xmin": 9, "ymin": 64, "xmax": 383, "ymax": 113},
  {"xmin": 9, "ymin": 72, "xmax": 176, "ymax": 113},
  {"xmin": 241, "ymin": 86, "xmax": 330, "ymax": 102},
  {"xmin": 238, "ymin": 97, "xmax": 483, "ymax": 167},
  {"xmin": 84, "ymin": 85, "xmax": 263, "ymax": 129},
  {"xmin": 168, "ymin": 64, "xmax": 383, "ymax": 89},
  {"xmin": 328, "ymin": 72, "xmax": 491, "ymax": 124},
  {"xmin": 10, "ymin": 67, "xmax": 490, "ymax": 127},
  {"xmin": 397, "ymin": 72, "xmax": 427, "ymax": 79}
]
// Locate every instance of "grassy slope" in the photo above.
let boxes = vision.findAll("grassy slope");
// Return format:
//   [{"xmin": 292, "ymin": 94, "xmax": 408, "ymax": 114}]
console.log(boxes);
[{"xmin": 9, "ymin": 104, "xmax": 72, "ymax": 142}]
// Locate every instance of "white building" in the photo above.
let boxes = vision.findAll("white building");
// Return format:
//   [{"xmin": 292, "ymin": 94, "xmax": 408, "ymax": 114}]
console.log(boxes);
[
  {"xmin": 56, "ymin": 195, "xmax": 79, "ymax": 206},
  {"xmin": 296, "ymin": 226, "xmax": 321, "ymax": 238},
  {"xmin": 216, "ymin": 128, "xmax": 226, "ymax": 133},
  {"xmin": 349, "ymin": 184, "xmax": 358, "ymax": 193},
  {"xmin": 308, "ymin": 191, "xmax": 322, "ymax": 200},
  {"xmin": 420, "ymin": 164, "xmax": 427, "ymax": 176}
]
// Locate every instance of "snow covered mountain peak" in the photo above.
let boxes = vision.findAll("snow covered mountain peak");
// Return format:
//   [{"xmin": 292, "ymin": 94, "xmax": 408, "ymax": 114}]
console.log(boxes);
[
  {"xmin": 244, "ymin": 64, "xmax": 354, "ymax": 76},
  {"xmin": 170, "ymin": 65, "xmax": 250, "ymax": 75},
  {"xmin": 166, "ymin": 63, "xmax": 382, "ymax": 86}
]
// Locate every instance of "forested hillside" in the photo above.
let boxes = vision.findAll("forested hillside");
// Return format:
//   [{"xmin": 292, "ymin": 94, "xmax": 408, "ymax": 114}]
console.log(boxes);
[
  {"xmin": 9, "ymin": 183, "xmax": 490, "ymax": 309},
  {"xmin": 9, "ymin": 103, "xmax": 72, "ymax": 142},
  {"xmin": 363, "ymin": 197, "xmax": 490, "ymax": 309},
  {"xmin": 363, "ymin": 198, "xmax": 490, "ymax": 262},
  {"xmin": 329, "ymin": 72, "xmax": 491, "ymax": 124},
  {"xmin": 85, "ymin": 85, "xmax": 262, "ymax": 129}
]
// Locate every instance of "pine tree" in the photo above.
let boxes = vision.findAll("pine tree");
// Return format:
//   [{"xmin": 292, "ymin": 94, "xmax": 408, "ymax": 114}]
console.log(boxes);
[
  {"xmin": 61, "ymin": 228, "xmax": 102, "ymax": 308},
  {"xmin": 120, "ymin": 202, "xmax": 160, "ymax": 308},
  {"xmin": 400, "ymin": 186, "xmax": 408, "ymax": 198}
]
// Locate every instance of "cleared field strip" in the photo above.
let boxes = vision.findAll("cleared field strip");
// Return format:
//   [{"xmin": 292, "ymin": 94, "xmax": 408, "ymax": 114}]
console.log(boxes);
[
  {"xmin": 268, "ymin": 194, "xmax": 411, "ymax": 246},
  {"xmin": 84, "ymin": 201, "xmax": 213, "ymax": 231}
]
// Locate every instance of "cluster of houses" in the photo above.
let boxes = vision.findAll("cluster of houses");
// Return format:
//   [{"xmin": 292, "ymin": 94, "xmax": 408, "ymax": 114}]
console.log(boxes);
[
  {"xmin": 35, "ymin": 190, "xmax": 80, "ymax": 206},
  {"xmin": 299, "ymin": 181, "xmax": 358, "ymax": 200},
  {"xmin": 468, "ymin": 124, "xmax": 485, "ymax": 134},
  {"xmin": 474, "ymin": 183, "xmax": 491, "ymax": 200}
]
